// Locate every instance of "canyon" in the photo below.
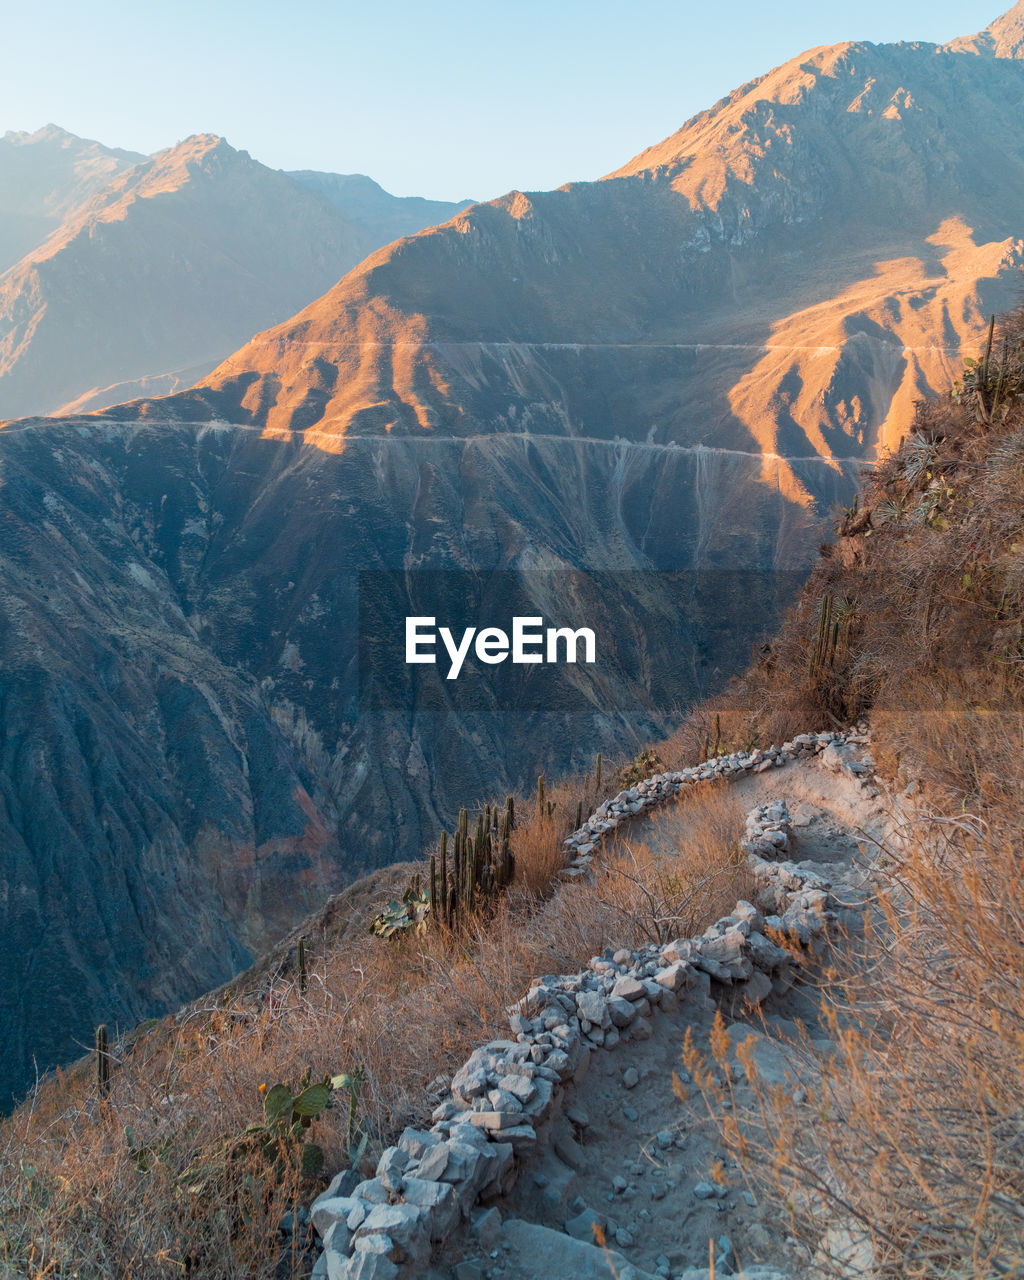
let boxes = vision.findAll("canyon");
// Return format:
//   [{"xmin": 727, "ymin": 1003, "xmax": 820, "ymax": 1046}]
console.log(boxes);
[{"xmin": 1, "ymin": 4, "xmax": 1023, "ymax": 1105}]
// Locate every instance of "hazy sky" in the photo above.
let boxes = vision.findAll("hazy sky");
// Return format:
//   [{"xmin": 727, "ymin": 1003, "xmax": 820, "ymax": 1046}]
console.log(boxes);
[{"xmin": 1, "ymin": 0, "xmax": 1004, "ymax": 201}]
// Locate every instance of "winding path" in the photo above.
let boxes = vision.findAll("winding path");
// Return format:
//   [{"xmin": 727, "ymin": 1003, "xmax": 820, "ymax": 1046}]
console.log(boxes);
[{"xmin": 312, "ymin": 742, "xmax": 890, "ymax": 1280}]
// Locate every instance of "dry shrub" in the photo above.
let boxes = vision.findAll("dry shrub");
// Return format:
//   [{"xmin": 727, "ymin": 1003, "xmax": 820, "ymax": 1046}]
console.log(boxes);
[
  {"xmin": 672, "ymin": 306, "xmax": 1024, "ymax": 1277},
  {"xmin": 683, "ymin": 674, "xmax": 1024, "ymax": 1276},
  {"xmin": 0, "ymin": 763, "xmax": 747, "ymax": 1279},
  {"xmin": 870, "ymin": 669, "xmax": 1024, "ymax": 811},
  {"xmin": 657, "ymin": 706, "xmax": 763, "ymax": 771},
  {"xmin": 589, "ymin": 783, "xmax": 753, "ymax": 946},
  {"xmin": 510, "ymin": 772, "xmax": 591, "ymax": 894}
]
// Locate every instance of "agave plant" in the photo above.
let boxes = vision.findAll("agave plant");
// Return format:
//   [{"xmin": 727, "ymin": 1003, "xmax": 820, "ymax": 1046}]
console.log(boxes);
[{"xmin": 369, "ymin": 878, "xmax": 430, "ymax": 938}]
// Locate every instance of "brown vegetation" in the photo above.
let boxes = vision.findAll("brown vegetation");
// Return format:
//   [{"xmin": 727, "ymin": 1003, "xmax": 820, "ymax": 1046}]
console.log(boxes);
[
  {"xmin": 680, "ymin": 305, "xmax": 1024, "ymax": 1278},
  {"xmin": 0, "ymin": 766, "xmax": 747, "ymax": 1278}
]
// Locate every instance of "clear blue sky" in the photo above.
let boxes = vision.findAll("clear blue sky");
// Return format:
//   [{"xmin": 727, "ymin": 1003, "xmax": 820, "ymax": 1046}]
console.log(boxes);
[{"xmin": 0, "ymin": 0, "xmax": 1003, "ymax": 201}]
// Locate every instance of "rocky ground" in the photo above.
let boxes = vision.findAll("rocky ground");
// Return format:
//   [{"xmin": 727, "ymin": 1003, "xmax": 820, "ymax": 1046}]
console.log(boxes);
[{"xmin": 311, "ymin": 746, "xmax": 890, "ymax": 1280}]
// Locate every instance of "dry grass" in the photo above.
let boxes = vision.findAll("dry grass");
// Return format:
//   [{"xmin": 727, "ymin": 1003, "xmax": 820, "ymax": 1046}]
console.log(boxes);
[
  {"xmin": 589, "ymin": 784, "xmax": 755, "ymax": 946},
  {"xmin": 693, "ymin": 738, "xmax": 1024, "ymax": 1279},
  {"xmin": 674, "ymin": 307, "xmax": 1024, "ymax": 1278},
  {"xmin": 0, "ymin": 760, "xmax": 747, "ymax": 1279}
]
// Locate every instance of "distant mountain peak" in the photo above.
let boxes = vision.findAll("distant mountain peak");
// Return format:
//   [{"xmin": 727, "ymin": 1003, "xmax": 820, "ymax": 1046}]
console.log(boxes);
[
  {"xmin": 3, "ymin": 123, "xmax": 78, "ymax": 146},
  {"xmin": 946, "ymin": 2, "xmax": 1024, "ymax": 57}
]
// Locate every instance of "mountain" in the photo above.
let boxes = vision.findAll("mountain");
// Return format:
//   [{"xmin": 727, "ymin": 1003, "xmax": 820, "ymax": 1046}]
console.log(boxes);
[
  {"xmin": 142, "ymin": 12, "xmax": 1024, "ymax": 477},
  {"xmin": 947, "ymin": 0, "xmax": 1024, "ymax": 55},
  {"xmin": 0, "ymin": 124, "xmax": 143, "ymax": 273},
  {"xmin": 286, "ymin": 169, "xmax": 474, "ymax": 245},
  {"xmin": 0, "ymin": 133, "xmax": 380, "ymax": 418},
  {"xmin": 3, "ymin": 7, "xmax": 1024, "ymax": 1104}
]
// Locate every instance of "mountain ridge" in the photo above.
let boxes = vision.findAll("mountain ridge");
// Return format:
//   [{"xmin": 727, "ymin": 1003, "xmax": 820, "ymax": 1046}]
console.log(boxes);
[
  {"xmin": 0, "ymin": 129, "xmax": 476, "ymax": 418},
  {"xmin": 2, "ymin": 6, "xmax": 1024, "ymax": 1102}
]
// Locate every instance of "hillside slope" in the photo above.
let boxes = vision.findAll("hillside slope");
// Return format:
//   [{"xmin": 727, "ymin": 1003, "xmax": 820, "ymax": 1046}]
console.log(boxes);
[
  {"xmin": 3, "ymin": 7, "xmax": 1024, "ymax": 1102},
  {"xmin": 0, "ymin": 124, "xmax": 143, "ymax": 273},
  {"xmin": 0, "ymin": 134, "xmax": 378, "ymax": 418},
  {"xmin": 125, "ymin": 9, "xmax": 1024, "ymax": 473}
]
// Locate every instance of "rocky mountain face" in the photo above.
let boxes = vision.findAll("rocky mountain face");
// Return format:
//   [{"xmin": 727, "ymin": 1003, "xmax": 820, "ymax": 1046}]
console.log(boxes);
[
  {"xmin": 0, "ymin": 415, "xmax": 843, "ymax": 1107},
  {"xmin": 3, "ymin": 6, "xmax": 1024, "ymax": 1104},
  {"xmin": 0, "ymin": 134, "xmax": 377, "ymax": 418},
  {"xmin": 152, "ymin": 12, "xmax": 1024, "ymax": 472},
  {"xmin": 0, "ymin": 133, "xmax": 472, "ymax": 420},
  {"xmin": 0, "ymin": 125, "xmax": 143, "ymax": 273}
]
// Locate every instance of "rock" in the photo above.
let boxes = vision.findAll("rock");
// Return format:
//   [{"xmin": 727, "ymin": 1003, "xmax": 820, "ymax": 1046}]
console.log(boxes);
[
  {"xmin": 654, "ymin": 961, "xmax": 689, "ymax": 992},
  {"xmin": 693, "ymin": 1180, "xmax": 717, "ymax": 1200},
  {"xmin": 564, "ymin": 1206, "xmax": 606, "ymax": 1243},
  {"xmin": 498, "ymin": 1073, "xmax": 537, "ymax": 1104},
  {"xmin": 622, "ymin": 1104, "xmax": 639, "ymax": 1122},
  {"xmin": 554, "ymin": 1123, "xmax": 586, "ymax": 1170},
  {"xmin": 615, "ymin": 1227, "xmax": 634, "ymax": 1247},
  {"xmin": 629, "ymin": 1016, "xmax": 653, "ymax": 1041},
  {"xmin": 317, "ymin": 1167, "xmax": 363, "ymax": 1204},
  {"xmin": 613, "ymin": 949, "xmax": 633, "ymax": 965},
  {"xmin": 328, "ymin": 1250, "xmax": 399, "ymax": 1280},
  {"xmin": 356, "ymin": 1203, "xmax": 427, "ymax": 1262},
  {"xmin": 746, "ymin": 931, "xmax": 790, "ymax": 972},
  {"xmin": 397, "ymin": 1128, "xmax": 439, "ymax": 1161},
  {"xmin": 472, "ymin": 1205, "xmax": 502, "ymax": 1251},
  {"xmin": 742, "ymin": 969, "xmax": 773, "ymax": 1006},
  {"xmin": 700, "ymin": 932, "xmax": 753, "ymax": 980},
  {"xmin": 656, "ymin": 1129, "xmax": 674, "ymax": 1150},
  {"xmin": 576, "ymin": 990, "xmax": 610, "ymax": 1027},
  {"xmin": 611, "ymin": 975, "xmax": 647, "ymax": 1002},
  {"xmin": 567, "ymin": 1103, "xmax": 590, "ymax": 1129},
  {"xmin": 622, "ymin": 1066, "xmax": 640, "ymax": 1089},
  {"xmin": 467, "ymin": 1110, "xmax": 526, "ymax": 1131},
  {"xmin": 732, "ymin": 900, "xmax": 765, "ymax": 932},
  {"xmin": 486, "ymin": 1088, "xmax": 525, "ymax": 1113},
  {"xmin": 401, "ymin": 1178, "xmax": 459, "ymax": 1239},
  {"xmin": 353, "ymin": 1233, "xmax": 395, "ymax": 1256},
  {"xmin": 496, "ymin": 1123, "xmax": 538, "ymax": 1149},
  {"xmin": 311, "ymin": 1194, "xmax": 361, "ymax": 1241},
  {"xmin": 415, "ymin": 1142, "xmax": 450, "ymax": 1181},
  {"xmin": 321, "ymin": 1219, "xmax": 350, "ymax": 1254},
  {"xmin": 608, "ymin": 996, "xmax": 638, "ymax": 1027},
  {"xmin": 503, "ymin": 1218, "xmax": 659, "ymax": 1279},
  {"xmin": 453, "ymin": 1262, "xmax": 484, "ymax": 1280}
]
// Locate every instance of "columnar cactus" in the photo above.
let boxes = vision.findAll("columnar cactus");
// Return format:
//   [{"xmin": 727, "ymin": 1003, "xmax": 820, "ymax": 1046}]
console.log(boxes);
[{"xmin": 95, "ymin": 1024, "xmax": 111, "ymax": 1098}]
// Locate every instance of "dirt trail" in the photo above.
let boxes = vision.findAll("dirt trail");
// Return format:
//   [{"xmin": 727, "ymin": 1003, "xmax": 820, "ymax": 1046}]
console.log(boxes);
[{"xmin": 447, "ymin": 756, "xmax": 889, "ymax": 1280}]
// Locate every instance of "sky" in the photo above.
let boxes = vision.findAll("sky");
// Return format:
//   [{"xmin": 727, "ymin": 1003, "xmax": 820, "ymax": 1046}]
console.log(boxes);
[{"xmin": 1, "ymin": 0, "xmax": 1005, "ymax": 201}]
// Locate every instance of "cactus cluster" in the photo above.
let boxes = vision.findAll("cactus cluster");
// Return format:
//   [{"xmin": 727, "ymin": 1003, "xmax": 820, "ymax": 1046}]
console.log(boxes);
[
  {"xmin": 810, "ymin": 593, "xmax": 856, "ymax": 676},
  {"xmin": 957, "ymin": 313, "xmax": 1023, "ymax": 425},
  {"xmin": 618, "ymin": 747, "xmax": 665, "ymax": 788},
  {"xmin": 701, "ymin": 714, "xmax": 722, "ymax": 764},
  {"xmin": 429, "ymin": 796, "xmax": 516, "ymax": 929},
  {"xmin": 297, "ymin": 937, "xmax": 308, "ymax": 994}
]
